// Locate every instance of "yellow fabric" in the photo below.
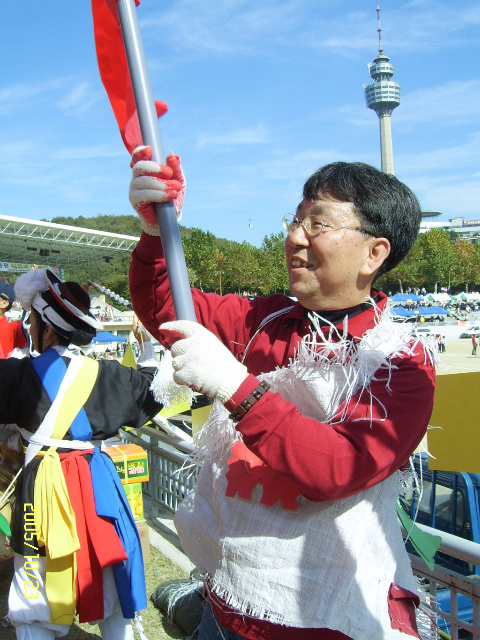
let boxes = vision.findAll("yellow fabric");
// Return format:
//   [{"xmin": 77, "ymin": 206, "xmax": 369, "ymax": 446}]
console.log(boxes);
[
  {"xmin": 32, "ymin": 356, "xmax": 99, "ymax": 624},
  {"xmin": 34, "ymin": 450, "xmax": 80, "ymax": 624},
  {"xmin": 50, "ymin": 357, "xmax": 99, "ymax": 440},
  {"xmin": 121, "ymin": 343, "xmax": 137, "ymax": 369}
]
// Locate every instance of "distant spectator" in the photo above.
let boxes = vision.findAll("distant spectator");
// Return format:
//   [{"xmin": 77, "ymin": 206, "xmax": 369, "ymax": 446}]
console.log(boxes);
[{"xmin": 0, "ymin": 281, "xmax": 27, "ymax": 358}]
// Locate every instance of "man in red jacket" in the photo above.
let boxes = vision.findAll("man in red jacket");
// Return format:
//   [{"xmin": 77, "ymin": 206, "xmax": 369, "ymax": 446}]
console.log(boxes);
[
  {"xmin": 0, "ymin": 281, "xmax": 27, "ymax": 358},
  {"xmin": 128, "ymin": 147, "xmax": 436, "ymax": 640}
]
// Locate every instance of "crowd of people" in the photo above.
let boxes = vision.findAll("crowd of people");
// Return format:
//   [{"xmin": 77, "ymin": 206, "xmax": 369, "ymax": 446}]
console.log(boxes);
[{"xmin": 0, "ymin": 146, "xmax": 438, "ymax": 640}]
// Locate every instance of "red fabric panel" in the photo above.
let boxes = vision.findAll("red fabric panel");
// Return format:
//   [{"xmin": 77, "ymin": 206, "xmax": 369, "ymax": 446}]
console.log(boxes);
[
  {"xmin": 62, "ymin": 451, "xmax": 103, "ymax": 621},
  {"xmin": 61, "ymin": 450, "xmax": 127, "ymax": 623},
  {"xmin": 225, "ymin": 440, "xmax": 301, "ymax": 510},
  {"xmin": 209, "ymin": 587, "xmax": 351, "ymax": 640},
  {"xmin": 387, "ymin": 583, "xmax": 421, "ymax": 638}
]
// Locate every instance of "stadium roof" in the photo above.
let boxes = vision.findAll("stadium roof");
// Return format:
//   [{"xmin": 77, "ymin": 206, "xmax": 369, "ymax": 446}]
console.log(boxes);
[{"xmin": 0, "ymin": 214, "xmax": 139, "ymax": 271}]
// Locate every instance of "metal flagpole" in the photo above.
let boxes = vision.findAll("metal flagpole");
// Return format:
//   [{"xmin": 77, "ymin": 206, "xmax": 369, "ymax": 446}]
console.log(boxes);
[{"xmin": 115, "ymin": 0, "xmax": 196, "ymax": 322}]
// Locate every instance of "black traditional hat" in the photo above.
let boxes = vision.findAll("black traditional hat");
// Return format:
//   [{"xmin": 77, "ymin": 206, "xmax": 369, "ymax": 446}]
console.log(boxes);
[{"xmin": 15, "ymin": 268, "xmax": 102, "ymax": 346}]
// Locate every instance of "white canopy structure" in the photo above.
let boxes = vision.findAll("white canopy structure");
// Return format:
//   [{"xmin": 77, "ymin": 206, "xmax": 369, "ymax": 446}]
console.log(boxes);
[{"xmin": 0, "ymin": 214, "xmax": 139, "ymax": 271}]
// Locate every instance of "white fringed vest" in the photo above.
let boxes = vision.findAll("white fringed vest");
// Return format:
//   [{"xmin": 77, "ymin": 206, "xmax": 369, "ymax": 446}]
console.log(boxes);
[{"xmin": 174, "ymin": 311, "xmax": 433, "ymax": 639}]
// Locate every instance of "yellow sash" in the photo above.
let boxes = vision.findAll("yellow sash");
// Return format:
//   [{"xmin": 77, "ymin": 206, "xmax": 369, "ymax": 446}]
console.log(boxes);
[{"xmin": 33, "ymin": 356, "xmax": 99, "ymax": 625}]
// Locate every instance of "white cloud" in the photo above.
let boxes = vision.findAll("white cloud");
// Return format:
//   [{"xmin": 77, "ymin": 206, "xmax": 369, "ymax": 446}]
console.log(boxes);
[
  {"xmin": 397, "ymin": 132, "xmax": 480, "ymax": 173},
  {"xmin": 135, "ymin": 0, "xmax": 480, "ymax": 68},
  {"xmin": 397, "ymin": 132, "xmax": 480, "ymax": 217},
  {"xmin": 141, "ymin": 0, "xmax": 338, "ymax": 58},
  {"xmin": 395, "ymin": 81, "xmax": 480, "ymax": 127},
  {"xmin": 195, "ymin": 124, "xmax": 269, "ymax": 150},
  {"xmin": 55, "ymin": 144, "xmax": 125, "ymax": 160},
  {"xmin": 0, "ymin": 76, "xmax": 104, "ymax": 120},
  {"xmin": 0, "ymin": 79, "xmax": 66, "ymax": 115},
  {"xmin": 408, "ymin": 174, "xmax": 480, "ymax": 218},
  {"xmin": 56, "ymin": 82, "xmax": 103, "ymax": 116}
]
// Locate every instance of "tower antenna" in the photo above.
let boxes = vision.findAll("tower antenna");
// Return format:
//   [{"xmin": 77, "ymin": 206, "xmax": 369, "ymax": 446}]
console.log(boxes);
[{"xmin": 376, "ymin": 2, "xmax": 383, "ymax": 55}]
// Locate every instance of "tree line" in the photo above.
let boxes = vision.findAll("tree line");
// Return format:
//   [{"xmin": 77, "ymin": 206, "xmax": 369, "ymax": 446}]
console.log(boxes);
[
  {"xmin": 47, "ymin": 216, "xmax": 480, "ymax": 301},
  {"xmin": 48, "ymin": 215, "xmax": 289, "ymax": 304},
  {"xmin": 379, "ymin": 229, "xmax": 480, "ymax": 295}
]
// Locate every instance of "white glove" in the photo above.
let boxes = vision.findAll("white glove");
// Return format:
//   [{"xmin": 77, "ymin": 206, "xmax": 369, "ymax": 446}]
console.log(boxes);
[
  {"xmin": 160, "ymin": 320, "xmax": 248, "ymax": 403},
  {"xmin": 129, "ymin": 145, "xmax": 185, "ymax": 236}
]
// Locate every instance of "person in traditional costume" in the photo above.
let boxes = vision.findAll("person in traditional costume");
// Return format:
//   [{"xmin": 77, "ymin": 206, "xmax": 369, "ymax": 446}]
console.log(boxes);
[
  {"xmin": 0, "ymin": 268, "xmax": 162, "ymax": 640},
  {"xmin": 128, "ymin": 148, "xmax": 436, "ymax": 640},
  {"xmin": 0, "ymin": 281, "xmax": 27, "ymax": 358},
  {"xmin": 0, "ymin": 281, "xmax": 28, "ymax": 564}
]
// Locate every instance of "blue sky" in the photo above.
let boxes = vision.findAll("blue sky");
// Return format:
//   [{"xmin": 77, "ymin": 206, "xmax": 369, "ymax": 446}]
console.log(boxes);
[{"xmin": 1, "ymin": 0, "xmax": 480, "ymax": 247}]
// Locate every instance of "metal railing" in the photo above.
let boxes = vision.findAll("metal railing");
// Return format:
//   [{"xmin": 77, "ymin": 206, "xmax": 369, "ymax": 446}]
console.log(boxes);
[
  {"xmin": 120, "ymin": 425, "xmax": 195, "ymax": 516},
  {"xmin": 122, "ymin": 426, "xmax": 480, "ymax": 639},
  {"xmin": 405, "ymin": 522, "xmax": 480, "ymax": 639},
  {"xmin": 411, "ymin": 555, "xmax": 480, "ymax": 639}
]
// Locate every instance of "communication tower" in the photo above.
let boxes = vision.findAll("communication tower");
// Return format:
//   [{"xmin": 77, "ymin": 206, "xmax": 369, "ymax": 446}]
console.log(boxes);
[{"xmin": 363, "ymin": 3, "xmax": 401, "ymax": 175}]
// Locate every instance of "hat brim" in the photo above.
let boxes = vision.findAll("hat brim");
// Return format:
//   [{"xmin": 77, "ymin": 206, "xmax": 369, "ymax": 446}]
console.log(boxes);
[{"xmin": 45, "ymin": 269, "xmax": 103, "ymax": 331}]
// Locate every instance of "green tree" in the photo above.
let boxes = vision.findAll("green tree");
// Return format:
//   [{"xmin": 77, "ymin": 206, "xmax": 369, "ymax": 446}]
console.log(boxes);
[
  {"xmin": 452, "ymin": 238, "xmax": 480, "ymax": 292},
  {"xmin": 183, "ymin": 228, "xmax": 218, "ymax": 291},
  {"xmin": 377, "ymin": 239, "xmax": 423, "ymax": 294},
  {"xmin": 214, "ymin": 250, "xmax": 227, "ymax": 295},
  {"xmin": 50, "ymin": 214, "xmax": 142, "ymax": 237},
  {"xmin": 416, "ymin": 229, "xmax": 456, "ymax": 293},
  {"xmin": 224, "ymin": 242, "xmax": 261, "ymax": 295},
  {"xmin": 260, "ymin": 233, "xmax": 289, "ymax": 295}
]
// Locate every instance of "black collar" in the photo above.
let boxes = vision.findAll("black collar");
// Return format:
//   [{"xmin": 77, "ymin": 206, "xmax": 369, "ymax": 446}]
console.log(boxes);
[{"xmin": 306, "ymin": 292, "xmax": 382, "ymax": 326}]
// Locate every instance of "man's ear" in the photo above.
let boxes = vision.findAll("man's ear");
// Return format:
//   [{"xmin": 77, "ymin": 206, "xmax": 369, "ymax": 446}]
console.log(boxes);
[
  {"xmin": 360, "ymin": 237, "xmax": 391, "ymax": 277},
  {"xmin": 43, "ymin": 322, "xmax": 59, "ymax": 347}
]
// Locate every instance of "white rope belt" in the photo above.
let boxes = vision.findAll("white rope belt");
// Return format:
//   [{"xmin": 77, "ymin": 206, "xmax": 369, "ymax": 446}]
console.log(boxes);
[{"xmin": 18, "ymin": 428, "xmax": 122, "ymax": 452}]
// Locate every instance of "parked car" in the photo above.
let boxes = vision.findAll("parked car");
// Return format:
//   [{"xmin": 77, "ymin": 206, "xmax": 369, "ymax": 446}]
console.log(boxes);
[
  {"xmin": 402, "ymin": 453, "xmax": 480, "ymax": 637},
  {"xmin": 412, "ymin": 327, "xmax": 433, "ymax": 336},
  {"xmin": 460, "ymin": 325, "xmax": 480, "ymax": 338}
]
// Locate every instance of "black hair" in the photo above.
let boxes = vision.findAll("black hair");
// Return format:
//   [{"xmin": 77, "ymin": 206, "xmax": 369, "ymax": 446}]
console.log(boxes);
[
  {"xmin": 30, "ymin": 307, "xmax": 48, "ymax": 353},
  {"xmin": 303, "ymin": 162, "xmax": 421, "ymax": 276}
]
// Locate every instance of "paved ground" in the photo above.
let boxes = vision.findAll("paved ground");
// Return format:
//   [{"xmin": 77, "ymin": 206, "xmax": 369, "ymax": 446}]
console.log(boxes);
[{"xmin": 435, "ymin": 337, "xmax": 480, "ymax": 375}]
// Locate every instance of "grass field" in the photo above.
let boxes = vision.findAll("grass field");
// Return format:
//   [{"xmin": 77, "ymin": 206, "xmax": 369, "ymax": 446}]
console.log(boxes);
[{"xmin": 0, "ymin": 546, "xmax": 189, "ymax": 639}]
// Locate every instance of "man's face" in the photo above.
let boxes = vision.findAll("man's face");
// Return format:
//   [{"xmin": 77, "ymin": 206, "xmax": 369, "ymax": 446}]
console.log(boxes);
[{"xmin": 284, "ymin": 195, "xmax": 379, "ymax": 311}]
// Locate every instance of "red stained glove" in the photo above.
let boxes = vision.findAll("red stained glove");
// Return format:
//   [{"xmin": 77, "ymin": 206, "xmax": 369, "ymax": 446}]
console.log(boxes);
[{"xmin": 129, "ymin": 145, "xmax": 185, "ymax": 236}]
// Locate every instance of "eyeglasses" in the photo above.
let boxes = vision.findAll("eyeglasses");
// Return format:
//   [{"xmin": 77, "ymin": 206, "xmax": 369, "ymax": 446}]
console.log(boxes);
[{"xmin": 282, "ymin": 213, "xmax": 375, "ymax": 238}]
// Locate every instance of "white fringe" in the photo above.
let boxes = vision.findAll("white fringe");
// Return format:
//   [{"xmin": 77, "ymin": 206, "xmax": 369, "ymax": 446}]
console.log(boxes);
[
  {"xmin": 149, "ymin": 349, "xmax": 194, "ymax": 409},
  {"xmin": 190, "ymin": 302, "xmax": 436, "ymax": 475}
]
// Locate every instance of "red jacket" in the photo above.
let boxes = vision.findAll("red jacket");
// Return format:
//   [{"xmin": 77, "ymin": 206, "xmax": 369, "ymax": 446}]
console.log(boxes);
[
  {"xmin": 130, "ymin": 233, "xmax": 436, "ymax": 638},
  {"xmin": 0, "ymin": 316, "xmax": 26, "ymax": 358}
]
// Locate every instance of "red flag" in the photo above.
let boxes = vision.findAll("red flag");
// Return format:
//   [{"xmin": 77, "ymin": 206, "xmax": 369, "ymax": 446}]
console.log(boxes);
[{"xmin": 90, "ymin": 0, "xmax": 167, "ymax": 154}]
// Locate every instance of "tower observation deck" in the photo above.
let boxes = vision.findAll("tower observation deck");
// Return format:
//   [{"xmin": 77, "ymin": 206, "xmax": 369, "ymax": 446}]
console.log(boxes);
[{"xmin": 363, "ymin": 3, "xmax": 400, "ymax": 175}]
